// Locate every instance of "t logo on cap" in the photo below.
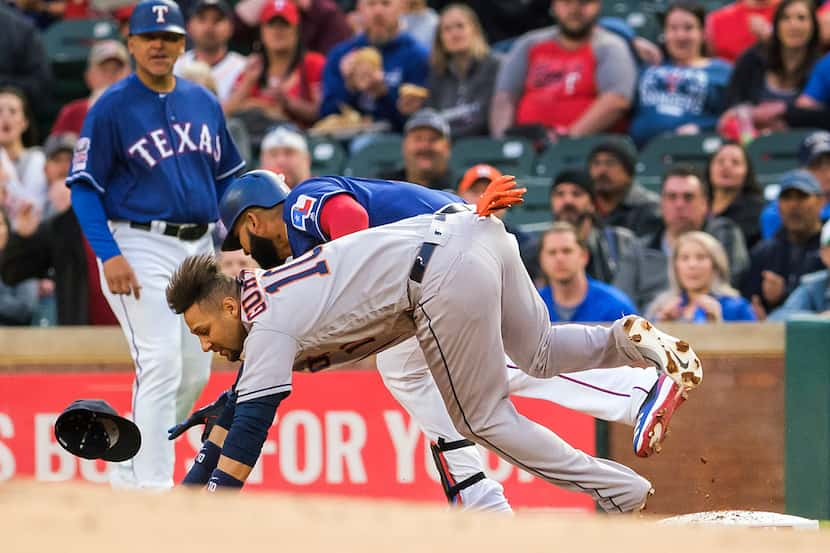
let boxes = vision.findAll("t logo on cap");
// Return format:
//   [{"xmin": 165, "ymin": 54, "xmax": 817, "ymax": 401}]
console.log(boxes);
[{"xmin": 153, "ymin": 4, "xmax": 169, "ymax": 22}]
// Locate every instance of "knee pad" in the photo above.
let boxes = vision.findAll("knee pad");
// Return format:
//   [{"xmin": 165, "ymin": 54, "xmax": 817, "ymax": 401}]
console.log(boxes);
[{"xmin": 429, "ymin": 437, "xmax": 486, "ymax": 506}]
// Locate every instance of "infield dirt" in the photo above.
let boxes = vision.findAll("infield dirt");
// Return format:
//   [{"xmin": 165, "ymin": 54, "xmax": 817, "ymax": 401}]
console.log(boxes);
[{"xmin": 3, "ymin": 481, "xmax": 828, "ymax": 553}]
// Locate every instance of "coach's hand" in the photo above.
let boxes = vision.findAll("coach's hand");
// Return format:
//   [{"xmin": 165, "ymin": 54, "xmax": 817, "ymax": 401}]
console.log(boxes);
[
  {"xmin": 475, "ymin": 175, "xmax": 526, "ymax": 217},
  {"xmin": 103, "ymin": 255, "xmax": 142, "ymax": 300},
  {"xmin": 168, "ymin": 390, "xmax": 233, "ymax": 442}
]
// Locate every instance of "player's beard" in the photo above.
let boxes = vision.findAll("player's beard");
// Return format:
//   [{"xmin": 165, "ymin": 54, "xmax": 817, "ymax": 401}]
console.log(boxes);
[{"xmin": 249, "ymin": 233, "xmax": 286, "ymax": 269}]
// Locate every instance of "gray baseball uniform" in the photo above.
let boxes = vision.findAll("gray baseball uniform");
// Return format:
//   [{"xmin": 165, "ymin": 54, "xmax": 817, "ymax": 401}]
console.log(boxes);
[{"xmin": 237, "ymin": 211, "xmax": 651, "ymax": 511}]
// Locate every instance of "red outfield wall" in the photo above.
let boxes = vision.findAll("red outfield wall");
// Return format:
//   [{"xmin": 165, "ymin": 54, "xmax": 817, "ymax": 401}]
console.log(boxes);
[{"xmin": 0, "ymin": 371, "xmax": 595, "ymax": 510}]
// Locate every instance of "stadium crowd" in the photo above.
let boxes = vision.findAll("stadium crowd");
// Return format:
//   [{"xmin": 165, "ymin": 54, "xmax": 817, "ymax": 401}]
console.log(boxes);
[{"xmin": 2, "ymin": 0, "xmax": 830, "ymax": 326}]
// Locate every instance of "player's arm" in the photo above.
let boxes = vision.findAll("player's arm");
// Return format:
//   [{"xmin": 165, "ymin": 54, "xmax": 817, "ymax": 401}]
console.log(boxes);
[
  {"xmin": 209, "ymin": 392, "xmax": 288, "ymax": 488},
  {"xmin": 207, "ymin": 329, "xmax": 296, "ymax": 491},
  {"xmin": 318, "ymin": 193, "xmax": 369, "ymax": 240}
]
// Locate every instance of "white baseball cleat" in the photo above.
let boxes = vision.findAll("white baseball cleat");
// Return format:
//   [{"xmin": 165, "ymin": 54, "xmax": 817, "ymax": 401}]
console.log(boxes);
[{"xmin": 623, "ymin": 316, "xmax": 703, "ymax": 390}]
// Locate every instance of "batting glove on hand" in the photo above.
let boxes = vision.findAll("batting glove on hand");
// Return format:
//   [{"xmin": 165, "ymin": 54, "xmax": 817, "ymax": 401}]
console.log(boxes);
[
  {"xmin": 168, "ymin": 390, "xmax": 232, "ymax": 442},
  {"xmin": 475, "ymin": 174, "xmax": 526, "ymax": 217}
]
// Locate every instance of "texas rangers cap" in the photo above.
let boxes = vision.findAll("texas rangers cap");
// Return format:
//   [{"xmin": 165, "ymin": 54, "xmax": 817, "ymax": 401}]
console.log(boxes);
[
  {"xmin": 220, "ymin": 170, "xmax": 291, "ymax": 251},
  {"xmin": 404, "ymin": 108, "xmax": 450, "ymax": 139},
  {"xmin": 799, "ymin": 131, "xmax": 830, "ymax": 166},
  {"xmin": 458, "ymin": 164, "xmax": 502, "ymax": 194},
  {"xmin": 260, "ymin": 0, "xmax": 300, "ymax": 25},
  {"xmin": 129, "ymin": 0, "xmax": 187, "ymax": 36}
]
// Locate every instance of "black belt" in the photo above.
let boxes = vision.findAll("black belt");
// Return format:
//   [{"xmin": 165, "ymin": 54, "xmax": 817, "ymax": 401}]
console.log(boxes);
[
  {"xmin": 410, "ymin": 242, "xmax": 437, "ymax": 284},
  {"xmin": 409, "ymin": 204, "xmax": 468, "ymax": 283},
  {"xmin": 128, "ymin": 221, "xmax": 210, "ymax": 241}
]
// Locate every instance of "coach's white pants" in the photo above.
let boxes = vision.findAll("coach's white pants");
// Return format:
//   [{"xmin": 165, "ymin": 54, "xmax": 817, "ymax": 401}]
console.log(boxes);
[
  {"xmin": 100, "ymin": 223, "xmax": 214, "ymax": 489},
  {"xmin": 376, "ymin": 338, "xmax": 657, "ymax": 512}
]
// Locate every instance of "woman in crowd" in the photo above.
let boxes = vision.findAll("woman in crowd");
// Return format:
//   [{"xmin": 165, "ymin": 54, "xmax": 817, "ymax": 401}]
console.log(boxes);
[
  {"xmin": 425, "ymin": 3, "xmax": 500, "ymax": 138},
  {"xmin": 647, "ymin": 231, "xmax": 756, "ymax": 322},
  {"xmin": 705, "ymin": 142, "xmax": 766, "ymax": 248},
  {"xmin": 225, "ymin": 0, "xmax": 325, "ymax": 132},
  {"xmin": 0, "ymin": 86, "xmax": 46, "ymax": 223},
  {"xmin": 720, "ymin": 0, "xmax": 822, "ymax": 136},
  {"xmin": 629, "ymin": 3, "xmax": 731, "ymax": 148}
]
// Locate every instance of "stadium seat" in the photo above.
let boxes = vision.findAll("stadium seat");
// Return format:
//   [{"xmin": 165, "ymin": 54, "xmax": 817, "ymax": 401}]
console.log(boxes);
[
  {"xmin": 308, "ymin": 137, "xmax": 347, "ymax": 176},
  {"xmin": 625, "ymin": 10, "xmax": 661, "ymax": 42},
  {"xmin": 748, "ymin": 129, "xmax": 821, "ymax": 187},
  {"xmin": 344, "ymin": 134, "xmax": 403, "ymax": 178},
  {"xmin": 449, "ymin": 137, "xmax": 536, "ymax": 183},
  {"xmin": 502, "ymin": 176, "xmax": 552, "ymax": 230},
  {"xmin": 636, "ymin": 133, "xmax": 724, "ymax": 192},
  {"xmin": 44, "ymin": 18, "xmax": 121, "ymax": 78},
  {"xmin": 534, "ymin": 134, "xmax": 636, "ymax": 179}
]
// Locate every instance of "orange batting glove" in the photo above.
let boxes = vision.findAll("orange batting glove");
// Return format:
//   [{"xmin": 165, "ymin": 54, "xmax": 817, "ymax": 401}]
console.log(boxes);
[{"xmin": 475, "ymin": 174, "xmax": 526, "ymax": 217}]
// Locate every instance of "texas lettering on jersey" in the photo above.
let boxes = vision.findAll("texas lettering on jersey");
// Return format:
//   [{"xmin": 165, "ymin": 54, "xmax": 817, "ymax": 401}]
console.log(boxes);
[{"xmin": 128, "ymin": 122, "xmax": 224, "ymax": 168}]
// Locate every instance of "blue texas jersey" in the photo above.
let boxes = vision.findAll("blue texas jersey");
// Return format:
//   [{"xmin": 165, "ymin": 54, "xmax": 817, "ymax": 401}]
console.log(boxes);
[
  {"xmin": 66, "ymin": 74, "xmax": 245, "ymax": 224},
  {"xmin": 283, "ymin": 176, "xmax": 462, "ymax": 255}
]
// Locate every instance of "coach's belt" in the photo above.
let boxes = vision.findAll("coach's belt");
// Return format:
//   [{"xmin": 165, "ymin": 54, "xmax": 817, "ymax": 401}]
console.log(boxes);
[{"xmin": 128, "ymin": 221, "xmax": 210, "ymax": 241}]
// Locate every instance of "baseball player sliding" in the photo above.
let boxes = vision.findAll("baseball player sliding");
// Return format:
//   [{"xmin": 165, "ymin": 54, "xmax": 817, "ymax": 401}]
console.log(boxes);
[
  {"xmin": 169, "ymin": 172, "xmax": 700, "ymax": 510},
  {"xmin": 66, "ymin": 0, "xmax": 244, "ymax": 489}
]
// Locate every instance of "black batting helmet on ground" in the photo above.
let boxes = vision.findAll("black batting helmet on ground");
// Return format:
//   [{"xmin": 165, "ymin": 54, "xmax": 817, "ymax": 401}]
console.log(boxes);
[{"xmin": 54, "ymin": 399, "xmax": 141, "ymax": 462}]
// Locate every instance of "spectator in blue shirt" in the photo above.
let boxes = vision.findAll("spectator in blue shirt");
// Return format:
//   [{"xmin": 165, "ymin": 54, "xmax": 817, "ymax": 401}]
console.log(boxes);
[
  {"xmin": 629, "ymin": 3, "xmax": 731, "ymax": 148},
  {"xmin": 796, "ymin": 46, "xmax": 830, "ymax": 108},
  {"xmin": 320, "ymin": 0, "xmax": 429, "ymax": 131},
  {"xmin": 760, "ymin": 130, "xmax": 830, "ymax": 240},
  {"xmin": 646, "ymin": 231, "xmax": 756, "ymax": 322},
  {"xmin": 537, "ymin": 222, "xmax": 638, "ymax": 322},
  {"xmin": 769, "ymin": 218, "xmax": 830, "ymax": 320}
]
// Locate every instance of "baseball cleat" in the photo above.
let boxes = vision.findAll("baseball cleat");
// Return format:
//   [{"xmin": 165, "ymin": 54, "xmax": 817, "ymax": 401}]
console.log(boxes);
[
  {"xmin": 623, "ymin": 316, "xmax": 703, "ymax": 390},
  {"xmin": 632, "ymin": 373, "xmax": 687, "ymax": 457}
]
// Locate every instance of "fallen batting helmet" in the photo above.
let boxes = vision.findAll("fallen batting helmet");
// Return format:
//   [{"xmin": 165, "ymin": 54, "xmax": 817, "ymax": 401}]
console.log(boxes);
[
  {"xmin": 54, "ymin": 399, "xmax": 141, "ymax": 462},
  {"xmin": 220, "ymin": 170, "xmax": 291, "ymax": 251},
  {"xmin": 129, "ymin": 0, "xmax": 186, "ymax": 36}
]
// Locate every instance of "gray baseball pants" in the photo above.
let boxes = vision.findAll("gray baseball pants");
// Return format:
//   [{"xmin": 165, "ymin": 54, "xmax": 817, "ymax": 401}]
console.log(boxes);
[{"xmin": 409, "ymin": 213, "xmax": 652, "ymax": 512}]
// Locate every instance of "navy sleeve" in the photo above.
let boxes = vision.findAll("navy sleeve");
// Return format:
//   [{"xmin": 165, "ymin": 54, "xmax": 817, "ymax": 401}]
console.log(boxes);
[
  {"xmin": 220, "ymin": 392, "xmax": 288, "ymax": 468},
  {"xmin": 71, "ymin": 184, "xmax": 120, "ymax": 262}
]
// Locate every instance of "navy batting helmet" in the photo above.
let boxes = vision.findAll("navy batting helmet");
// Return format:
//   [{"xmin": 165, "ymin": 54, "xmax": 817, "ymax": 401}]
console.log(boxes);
[
  {"xmin": 54, "ymin": 399, "xmax": 141, "ymax": 462},
  {"xmin": 220, "ymin": 170, "xmax": 291, "ymax": 251},
  {"xmin": 129, "ymin": 0, "xmax": 186, "ymax": 36}
]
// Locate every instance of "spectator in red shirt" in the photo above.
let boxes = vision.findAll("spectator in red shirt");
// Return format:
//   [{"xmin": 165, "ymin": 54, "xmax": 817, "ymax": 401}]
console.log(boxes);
[
  {"xmin": 50, "ymin": 40, "xmax": 130, "ymax": 137},
  {"xmin": 490, "ymin": 0, "xmax": 637, "ymax": 139},
  {"xmin": 235, "ymin": 0, "xmax": 353, "ymax": 54},
  {"xmin": 225, "ymin": 0, "xmax": 326, "ymax": 130},
  {"xmin": 705, "ymin": 0, "xmax": 779, "ymax": 62}
]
